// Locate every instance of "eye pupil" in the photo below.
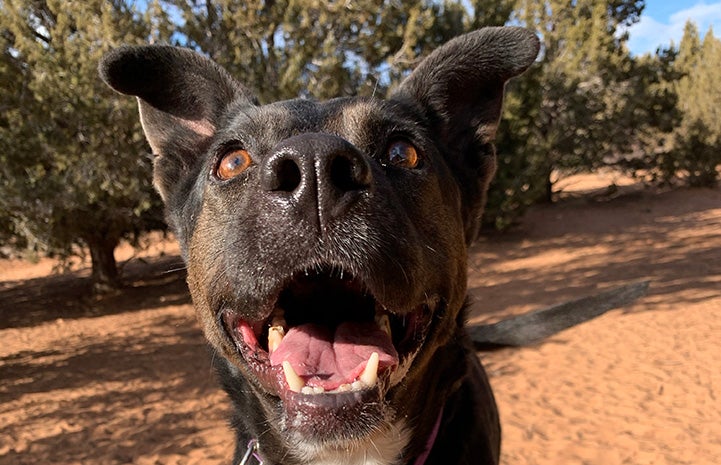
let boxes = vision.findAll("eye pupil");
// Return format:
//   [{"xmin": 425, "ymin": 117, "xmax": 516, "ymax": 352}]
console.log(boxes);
[
  {"xmin": 387, "ymin": 141, "xmax": 419, "ymax": 169},
  {"xmin": 226, "ymin": 156, "xmax": 242, "ymax": 169},
  {"xmin": 216, "ymin": 149, "xmax": 252, "ymax": 180}
]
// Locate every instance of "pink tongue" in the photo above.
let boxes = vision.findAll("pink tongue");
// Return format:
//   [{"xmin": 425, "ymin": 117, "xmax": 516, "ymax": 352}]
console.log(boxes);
[{"xmin": 269, "ymin": 322, "xmax": 398, "ymax": 391}]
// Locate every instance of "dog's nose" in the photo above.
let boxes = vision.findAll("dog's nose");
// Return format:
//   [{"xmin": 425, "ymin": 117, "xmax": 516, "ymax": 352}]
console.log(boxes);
[{"xmin": 260, "ymin": 133, "xmax": 372, "ymax": 219}]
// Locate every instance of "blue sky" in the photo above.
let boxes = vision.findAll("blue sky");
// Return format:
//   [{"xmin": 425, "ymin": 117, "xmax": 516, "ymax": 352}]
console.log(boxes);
[{"xmin": 626, "ymin": 1, "xmax": 721, "ymax": 54}]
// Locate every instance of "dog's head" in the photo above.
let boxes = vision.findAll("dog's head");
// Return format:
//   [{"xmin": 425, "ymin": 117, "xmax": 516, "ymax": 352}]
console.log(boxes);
[{"xmin": 101, "ymin": 27, "xmax": 538, "ymax": 458}]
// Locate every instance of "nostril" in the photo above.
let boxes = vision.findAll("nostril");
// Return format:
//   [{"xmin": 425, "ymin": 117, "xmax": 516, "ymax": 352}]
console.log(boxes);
[
  {"xmin": 262, "ymin": 134, "xmax": 373, "ymax": 200},
  {"xmin": 329, "ymin": 153, "xmax": 372, "ymax": 193},
  {"xmin": 263, "ymin": 154, "xmax": 302, "ymax": 192},
  {"xmin": 276, "ymin": 158, "xmax": 302, "ymax": 192},
  {"xmin": 330, "ymin": 156, "xmax": 354, "ymax": 192}
]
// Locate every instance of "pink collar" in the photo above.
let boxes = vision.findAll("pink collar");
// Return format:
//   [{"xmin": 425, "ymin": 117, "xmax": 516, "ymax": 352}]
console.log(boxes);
[{"xmin": 412, "ymin": 406, "xmax": 444, "ymax": 465}]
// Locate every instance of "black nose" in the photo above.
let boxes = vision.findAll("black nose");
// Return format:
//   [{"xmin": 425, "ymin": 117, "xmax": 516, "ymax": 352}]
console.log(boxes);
[{"xmin": 260, "ymin": 133, "xmax": 372, "ymax": 222}]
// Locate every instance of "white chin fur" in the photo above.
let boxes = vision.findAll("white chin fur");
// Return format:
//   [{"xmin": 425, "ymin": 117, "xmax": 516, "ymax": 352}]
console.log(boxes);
[{"xmin": 289, "ymin": 420, "xmax": 412, "ymax": 465}]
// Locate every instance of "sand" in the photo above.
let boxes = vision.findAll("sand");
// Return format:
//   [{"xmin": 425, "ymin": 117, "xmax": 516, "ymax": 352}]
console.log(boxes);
[{"xmin": 1, "ymin": 175, "xmax": 719, "ymax": 464}]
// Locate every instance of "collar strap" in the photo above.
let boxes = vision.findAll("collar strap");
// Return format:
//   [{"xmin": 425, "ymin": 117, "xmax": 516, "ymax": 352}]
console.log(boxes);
[
  {"xmin": 412, "ymin": 406, "xmax": 444, "ymax": 465},
  {"xmin": 237, "ymin": 439, "xmax": 264, "ymax": 465}
]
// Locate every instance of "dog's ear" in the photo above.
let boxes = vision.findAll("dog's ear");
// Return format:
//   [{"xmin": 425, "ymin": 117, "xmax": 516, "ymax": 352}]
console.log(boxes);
[
  {"xmin": 392, "ymin": 27, "xmax": 539, "ymax": 241},
  {"xmin": 99, "ymin": 45, "xmax": 257, "ymax": 200}
]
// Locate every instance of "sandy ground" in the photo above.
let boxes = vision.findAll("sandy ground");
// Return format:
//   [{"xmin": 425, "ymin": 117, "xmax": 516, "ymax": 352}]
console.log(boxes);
[{"xmin": 1, "ymin": 174, "xmax": 719, "ymax": 465}]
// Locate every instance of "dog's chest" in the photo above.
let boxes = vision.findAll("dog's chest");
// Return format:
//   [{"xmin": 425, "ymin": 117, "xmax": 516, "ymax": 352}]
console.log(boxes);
[{"xmin": 291, "ymin": 420, "xmax": 412, "ymax": 465}]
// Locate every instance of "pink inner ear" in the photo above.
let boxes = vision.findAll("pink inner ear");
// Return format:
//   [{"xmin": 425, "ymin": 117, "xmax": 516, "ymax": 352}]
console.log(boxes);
[{"xmin": 178, "ymin": 118, "xmax": 215, "ymax": 138}]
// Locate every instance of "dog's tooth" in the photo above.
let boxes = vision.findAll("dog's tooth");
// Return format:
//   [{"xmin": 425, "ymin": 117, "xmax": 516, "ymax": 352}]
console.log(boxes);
[
  {"xmin": 337, "ymin": 384, "xmax": 351, "ymax": 392},
  {"xmin": 300, "ymin": 385, "xmax": 326, "ymax": 395},
  {"xmin": 282, "ymin": 361, "xmax": 305, "ymax": 393},
  {"xmin": 375, "ymin": 314, "xmax": 391, "ymax": 337},
  {"xmin": 301, "ymin": 386, "xmax": 315, "ymax": 395},
  {"xmin": 268, "ymin": 326, "xmax": 285, "ymax": 353},
  {"xmin": 359, "ymin": 352, "xmax": 379, "ymax": 387},
  {"xmin": 351, "ymin": 380, "xmax": 364, "ymax": 391}
]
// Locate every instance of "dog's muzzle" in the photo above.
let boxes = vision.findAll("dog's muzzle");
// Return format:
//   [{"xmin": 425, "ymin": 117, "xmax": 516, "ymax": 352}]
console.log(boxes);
[{"xmin": 221, "ymin": 267, "xmax": 436, "ymax": 439}]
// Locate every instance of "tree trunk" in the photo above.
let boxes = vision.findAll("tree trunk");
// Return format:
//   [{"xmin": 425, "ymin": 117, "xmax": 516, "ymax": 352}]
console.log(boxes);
[
  {"xmin": 542, "ymin": 166, "xmax": 554, "ymax": 203},
  {"xmin": 87, "ymin": 235, "xmax": 120, "ymax": 290},
  {"xmin": 544, "ymin": 173, "xmax": 553, "ymax": 203}
]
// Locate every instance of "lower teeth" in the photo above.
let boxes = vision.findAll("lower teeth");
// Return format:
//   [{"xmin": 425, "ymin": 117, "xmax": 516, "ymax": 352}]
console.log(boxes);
[
  {"xmin": 300, "ymin": 380, "xmax": 371, "ymax": 395},
  {"xmin": 282, "ymin": 354, "xmax": 380, "ymax": 395}
]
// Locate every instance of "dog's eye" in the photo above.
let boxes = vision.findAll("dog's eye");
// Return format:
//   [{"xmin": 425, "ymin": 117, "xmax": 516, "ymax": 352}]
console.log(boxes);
[
  {"xmin": 386, "ymin": 140, "xmax": 420, "ymax": 169},
  {"xmin": 216, "ymin": 149, "xmax": 252, "ymax": 180}
]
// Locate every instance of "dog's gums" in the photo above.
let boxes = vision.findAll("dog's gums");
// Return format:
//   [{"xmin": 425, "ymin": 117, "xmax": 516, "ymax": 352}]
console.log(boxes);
[{"xmin": 221, "ymin": 268, "xmax": 433, "ymax": 402}]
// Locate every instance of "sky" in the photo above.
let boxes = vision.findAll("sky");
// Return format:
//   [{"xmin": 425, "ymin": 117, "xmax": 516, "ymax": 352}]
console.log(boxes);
[{"xmin": 626, "ymin": 1, "xmax": 721, "ymax": 55}]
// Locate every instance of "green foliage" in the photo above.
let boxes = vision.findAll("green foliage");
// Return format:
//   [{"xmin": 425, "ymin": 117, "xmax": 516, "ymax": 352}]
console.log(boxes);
[
  {"xmin": 671, "ymin": 24, "xmax": 721, "ymax": 186},
  {"xmin": 0, "ymin": 0, "xmax": 166, "ymax": 284},
  {"xmin": 166, "ymin": 0, "xmax": 469, "ymax": 102},
  {"xmin": 621, "ymin": 21, "xmax": 721, "ymax": 187},
  {"xmin": 615, "ymin": 46, "xmax": 682, "ymax": 182},
  {"xmin": 484, "ymin": 0, "xmax": 644, "ymax": 228}
]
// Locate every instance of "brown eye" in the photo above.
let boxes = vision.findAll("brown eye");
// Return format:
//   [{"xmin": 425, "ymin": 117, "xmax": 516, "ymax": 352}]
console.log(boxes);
[
  {"xmin": 386, "ymin": 140, "xmax": 420, "ymax": 169},
  {"xmin": 216, "ymin": 149, "xmax": 252, "ymax": 180}
]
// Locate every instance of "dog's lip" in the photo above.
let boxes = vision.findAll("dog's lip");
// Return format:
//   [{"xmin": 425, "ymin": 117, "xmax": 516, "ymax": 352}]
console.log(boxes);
[
  {"xmin": 221, "ymin": 308, "xmax": 432, "ymax": 395},
  {"xmin": 219, "ymin": 269, "xmax": 435, "ymax": 404}
]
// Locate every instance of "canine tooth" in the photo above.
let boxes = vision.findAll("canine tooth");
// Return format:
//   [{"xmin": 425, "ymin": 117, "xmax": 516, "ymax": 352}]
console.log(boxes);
[
  {"xmin": 375, "ymin": 314, "xmax": 391, "ymax": 337},
  {"xmin": 359, "ymin": 352, "xmax": 379, "ymax": 387},
  {"xmin": 268, "ymin": 326, "xmax": 285, "ymax": 353},
  {"xmin": 282, "ymin": 361, "xmax": 305, "ymax": 393}
]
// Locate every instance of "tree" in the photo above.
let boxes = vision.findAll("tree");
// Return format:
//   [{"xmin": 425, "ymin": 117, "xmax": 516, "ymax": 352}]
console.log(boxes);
[
  {"xmin": 0, "ymin": 0, "xmax": 167, "ymax": 288},
  {"xmin": 483, "ymin": 0, "xmax": 644, "ymax": 228},
  {"xmin": 671, "ymin": 22, "xmax": 721, "ymax": 186},
  {"xmin": 625, "ymin": 21, "xmax": 721, "ymax": 187},
  {"xmin": 614, "ymin": 45, "xmax": 682, "ymax": 183},
  {"xmin": 165, "ymin": 0, "xmax": 471, "ymax": 102}
]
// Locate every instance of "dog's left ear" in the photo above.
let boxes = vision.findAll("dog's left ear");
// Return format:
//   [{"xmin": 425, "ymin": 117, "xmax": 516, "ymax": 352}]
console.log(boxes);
[
  {"xmin": 99, "ymin": 45, "xmax": 257, "ymax": 201},
  {"xmin": 392, "ymin": 27, "xmax": 539, "ymax": 242}
]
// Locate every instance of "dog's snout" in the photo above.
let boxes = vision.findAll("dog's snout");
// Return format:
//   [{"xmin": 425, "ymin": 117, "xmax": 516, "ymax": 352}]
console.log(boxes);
[{"xmin": 260, "ymin": 133, "xmax": 372, "ymax": 220}]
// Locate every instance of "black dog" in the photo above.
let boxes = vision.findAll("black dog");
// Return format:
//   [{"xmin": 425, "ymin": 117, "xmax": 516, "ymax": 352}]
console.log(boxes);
[{"xmin": 100, "ymin": 27, "xmax": 539, "ymax": 465}]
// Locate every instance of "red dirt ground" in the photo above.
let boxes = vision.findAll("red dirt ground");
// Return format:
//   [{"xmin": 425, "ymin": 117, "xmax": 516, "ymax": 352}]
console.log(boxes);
[{"xmin": 1, "ymin": 174, "xmax": 720, "ymax": 465}]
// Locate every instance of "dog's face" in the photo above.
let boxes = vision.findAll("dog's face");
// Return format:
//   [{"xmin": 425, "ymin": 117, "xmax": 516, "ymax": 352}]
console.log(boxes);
[{"xmin": 101, "ymin": 27, "xmax": 538, "ymax": 458}]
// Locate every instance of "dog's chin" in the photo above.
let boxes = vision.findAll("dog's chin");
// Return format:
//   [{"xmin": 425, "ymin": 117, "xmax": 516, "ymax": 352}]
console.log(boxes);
[{"xmin": 220, "ymin": 267, "xmax": 435, "ymax": 442}]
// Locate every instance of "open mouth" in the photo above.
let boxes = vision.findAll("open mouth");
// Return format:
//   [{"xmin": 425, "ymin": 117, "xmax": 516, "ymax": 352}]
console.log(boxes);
[{"xmin": 221, "ymin": 267, "xmax": 433, "ymax": 406}]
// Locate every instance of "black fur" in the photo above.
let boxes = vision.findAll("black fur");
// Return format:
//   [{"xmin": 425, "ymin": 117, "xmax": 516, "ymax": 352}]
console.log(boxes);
[{"xmin": 100, "ymin": 27, "xmax": 540, "ymax": 465}]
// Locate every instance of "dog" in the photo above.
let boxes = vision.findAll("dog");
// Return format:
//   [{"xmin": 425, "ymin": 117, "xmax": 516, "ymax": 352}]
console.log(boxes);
[{"xmin": 100, "ymin": 27, "xmax": 540, "ymax": 465}]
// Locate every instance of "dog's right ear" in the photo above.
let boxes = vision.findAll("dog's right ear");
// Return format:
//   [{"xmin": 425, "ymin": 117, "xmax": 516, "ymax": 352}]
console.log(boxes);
[
  {"xmin": 99, "ymin": 45, "xmax": 257, "ymax": 200},
  {"xmin": 391, "ymin": 27, "xmax": 539, "ymax": 243}
]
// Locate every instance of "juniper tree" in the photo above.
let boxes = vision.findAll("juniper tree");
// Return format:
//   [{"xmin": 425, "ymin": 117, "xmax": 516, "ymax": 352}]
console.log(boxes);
[
  {"xmin": 164, "ymin": 0, "xmax": 471, "ymax": 101},
  {"xmin": 0, "ymin": 0, "xmax": 167, "ymax": 287},
  {"xmin": 671, "ymin": 22, "xmax": 721, "ymax": 186}
]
